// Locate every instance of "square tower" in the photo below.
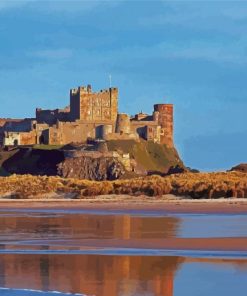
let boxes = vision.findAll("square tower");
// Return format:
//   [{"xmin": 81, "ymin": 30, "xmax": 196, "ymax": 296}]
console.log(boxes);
[{"xmin": 70, "ymin": 85, "xmax": 118, "ymax": 124}]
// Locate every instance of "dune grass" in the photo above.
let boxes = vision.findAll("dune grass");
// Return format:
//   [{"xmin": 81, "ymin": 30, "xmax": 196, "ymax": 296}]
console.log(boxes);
[{"xmin": 0, "ymin": 171, "xmax": 246, "ymax": 199}]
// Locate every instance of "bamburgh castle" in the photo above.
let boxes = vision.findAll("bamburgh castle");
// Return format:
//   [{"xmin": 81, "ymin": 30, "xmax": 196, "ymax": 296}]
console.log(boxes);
[{"xmin": 0, "ymin": 84, "xmax": 174, "ymax": 148}]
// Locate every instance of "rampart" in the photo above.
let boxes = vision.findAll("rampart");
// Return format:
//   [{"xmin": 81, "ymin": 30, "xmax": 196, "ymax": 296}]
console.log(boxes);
[{"xmin": 36, "ymin": 106, "xmax": 70, "ymax": 125}]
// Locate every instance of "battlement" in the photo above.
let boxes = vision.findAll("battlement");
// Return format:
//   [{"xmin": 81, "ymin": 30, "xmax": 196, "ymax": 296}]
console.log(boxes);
[
  {"xmin": 71, "ymin": 84, "xmax": 116, "ymax": 95},
  {"xmin": 154, "ymin": 104, "xmax": 173, "ymax": 111},
  {"xmin": 70, "ymin": 85, "xmax": 118, "ymax": 96}
]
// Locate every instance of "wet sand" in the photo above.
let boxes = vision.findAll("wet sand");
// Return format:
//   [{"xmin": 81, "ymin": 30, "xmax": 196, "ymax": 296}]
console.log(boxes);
[
  {"xmin": 0, "ymin": 196, "xmax": 247, "ymax": 214},
  {"xmin": 4, "ymin": 237, "xmax": 247, "ymax": 253},
  {"xmin": 0, "ymin": 199, "xmax": 246, "ymax": 295},
  {"xmin": 0, "ymin": 197, "xmax": 246, "ymax": 254},
  {"xmin": 66, "ymin": 237, "xmax": 247, "ymax": 252}
]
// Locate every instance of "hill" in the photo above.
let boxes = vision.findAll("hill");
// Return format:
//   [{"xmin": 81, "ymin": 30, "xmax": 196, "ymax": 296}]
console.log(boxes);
[
  {"xmin": 106, "ymin": 139, "xmax": 184, "ymax": 174},
  {"xmin": 0, "ymin": 140, "xmax": 184, "ymax": 180}
]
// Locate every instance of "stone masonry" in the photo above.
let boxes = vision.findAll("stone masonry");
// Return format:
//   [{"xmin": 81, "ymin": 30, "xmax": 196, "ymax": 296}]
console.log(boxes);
[{"xmin": 1, "ymin": 84, "xmax": 174, "ymax": 148}]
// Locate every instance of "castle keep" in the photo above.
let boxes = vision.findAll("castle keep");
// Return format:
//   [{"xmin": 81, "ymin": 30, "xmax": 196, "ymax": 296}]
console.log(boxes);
[{"xmin": 0, "ymin": 84, "xmax": 174, "ymax": 148}]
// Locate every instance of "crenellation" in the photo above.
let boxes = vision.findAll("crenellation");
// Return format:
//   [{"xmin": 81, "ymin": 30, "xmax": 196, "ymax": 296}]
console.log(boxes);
[{"xmin": 0, "ymin": 83, "xmax": 174, "ymax": 147}]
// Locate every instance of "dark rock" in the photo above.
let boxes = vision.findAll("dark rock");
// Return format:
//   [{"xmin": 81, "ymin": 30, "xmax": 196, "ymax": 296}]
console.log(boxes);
[
  {"xmin": 57, "ymin": 156, "xmax": 126, "ymax": 180},
  {"xmin": 186, "ymin": 167, "xmax": 200, "ymax": 173},
  {"xmin": 166, "ymin": 165, "xmax": 187, "ymax": 175},
  {"xmin": 230, "ymin": 163, "xmax": 247, "ymax": 173}
]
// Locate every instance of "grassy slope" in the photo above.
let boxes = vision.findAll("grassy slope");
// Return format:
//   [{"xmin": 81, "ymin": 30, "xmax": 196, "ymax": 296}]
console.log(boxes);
[
  {"xmin": 0, "ymin": 149, "xmax": 19, "ymax": 176},
  {"xmin": 107, "ymin": 139, "xmax": 183, "ymax": 173},
  {"xmin": 32, "ymin": 145, "xmax": 64, "ymax": 150},
  {"xmin": 0, "ymin": 148, "xmax": 64, "ymax": 176},
  {"xmin": 0, "ymin": 140, "xmax": 183, "ymax": 176}
]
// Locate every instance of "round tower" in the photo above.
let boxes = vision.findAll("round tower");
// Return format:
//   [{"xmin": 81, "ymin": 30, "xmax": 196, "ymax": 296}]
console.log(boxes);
[
  {"xmin": 154, "ymin": 104, "xmax": 174, "ymax": 148},
  {"xmin": 153, "ymin": 111, "xmax": 159, "ymax": 122},
  {"xmin": 116, "ymin": 113, "xmax": 130, "ymax": 134},
  {"xmin": 97, "ymin": 142, "xmax": 108, "ymax": 153},
  {"xmin": 102, "ymin": 124, "xmax": 113, "ymax": 139}
]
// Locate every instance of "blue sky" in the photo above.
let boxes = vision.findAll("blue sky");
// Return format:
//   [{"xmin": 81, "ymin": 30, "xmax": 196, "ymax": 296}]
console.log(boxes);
[{"xmin": 0, "ymin": 0, "xmax": 246, "ymax": 171}]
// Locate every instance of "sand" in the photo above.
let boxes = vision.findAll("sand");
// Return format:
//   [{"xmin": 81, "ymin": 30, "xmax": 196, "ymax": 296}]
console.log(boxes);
[
  {"xmin": 41, "ymin": 237, "xmax": 247, "ymax": 252},
  {"xmin": 0, "ymin": 196, "xmax": 247, "ymax": 253},
  {"xmin": 0, "ymin": 196, "xmax": 247, "ymax": 214}
]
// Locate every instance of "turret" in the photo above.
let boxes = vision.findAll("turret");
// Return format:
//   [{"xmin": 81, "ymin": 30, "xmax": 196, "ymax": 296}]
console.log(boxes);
[
  {"xmin": 153, "ymin": 104, "xmax": 174, "ymax": 148},
  {"xmin": 116, "ymin": 113, "xmax": 130, "ymax": 134}
]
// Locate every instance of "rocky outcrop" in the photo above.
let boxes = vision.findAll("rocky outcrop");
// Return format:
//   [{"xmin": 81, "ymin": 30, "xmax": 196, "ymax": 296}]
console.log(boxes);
[
  {"xmin": 57, "ymin": 155, "xmax": 126, "ymax": 181},
  {"xmin": 166, "ymin": 165, "xmax": 188, "ymax": 175},
  {"xmin": 230, "ymin": 163, "xmax": 247, "ymax": 173},
  {"xmin": 0, "ymin": 139, "xmax": 184, "ymax": 180}
]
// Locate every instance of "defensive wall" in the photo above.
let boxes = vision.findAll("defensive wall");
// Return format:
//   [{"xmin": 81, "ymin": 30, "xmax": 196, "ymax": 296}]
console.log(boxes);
[
  {"xmin": 36, "ymin": 106, "xmax": 70, "ymax": 125},
  {"xmin": 1, "ymin": 84, "xmax": 174, "ymax": 148}
]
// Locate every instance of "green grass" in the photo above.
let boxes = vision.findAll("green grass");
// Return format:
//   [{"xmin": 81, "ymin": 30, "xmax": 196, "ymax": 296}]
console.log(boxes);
[
  {"xmin": 33, "ymin": 145, "xmax": 64, "ymax": 150},
  {"xmin": 106, "ymin": 140, "xmax": 137, "ymax": 154},
  {"xmin": 107, "ymin": 139, "xmax": 183, "ymax": 173}
]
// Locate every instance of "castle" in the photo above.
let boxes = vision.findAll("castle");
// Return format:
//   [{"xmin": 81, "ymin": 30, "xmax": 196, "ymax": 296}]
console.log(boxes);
[{"xmin": 0, "ymin": 84, "xmax": 174, "ymax": 148}]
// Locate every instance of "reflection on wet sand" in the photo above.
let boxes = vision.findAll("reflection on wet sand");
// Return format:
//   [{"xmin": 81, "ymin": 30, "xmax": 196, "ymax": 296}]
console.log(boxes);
[
  {"xmin": 1, "ymin": 254, "xmax": 247, "ymax": 296},
  {"xmin": 0, "ymin": 254, "xmax": 182, "ymax": 296},
  {"xmin": 0, "ymin": 212, "xmax": 182, "ymax": 295},
  {"xmin": 0, "ymin": 213, "xmax": 180, "ymax": 241},
  {"xmin": 0, "ymin": 210, "xmax": 247, "ymax": 295}
]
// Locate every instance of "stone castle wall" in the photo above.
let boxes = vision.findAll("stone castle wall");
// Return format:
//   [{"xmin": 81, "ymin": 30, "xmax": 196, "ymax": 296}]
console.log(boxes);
[
  {"xmin": 0, "ymin": 119, "xmax": 35, "ymax": 145},
  {"xmin": 1, "ymin": 84, "xmax": 174, "ymax": 148},
  {"xmin": 36, "ymin": 106, "xmax": 70, "ymax": 125},
  {"xmin": 4, "ymin": 130, "xmax": 36, "ymax": 146}
]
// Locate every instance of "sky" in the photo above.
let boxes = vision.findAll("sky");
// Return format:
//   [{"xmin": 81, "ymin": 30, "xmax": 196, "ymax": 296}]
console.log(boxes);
[{"xmin": 0, "ymin": 0, "xmax": 246, "ymax": 171}]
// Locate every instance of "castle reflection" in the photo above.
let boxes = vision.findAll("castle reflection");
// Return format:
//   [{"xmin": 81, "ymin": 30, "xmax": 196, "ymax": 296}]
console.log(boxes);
[
  {"xmin": 0, "ymin": 212, "xmax": 246, "ymax": 295},
  {"xmin": 0, "ymin": 211, "xmax": 181, "ymax": 240},
  {"xmin": 0, "ymin": 212, "xmax": 183, "ymax": 295},
  {"xmin": 0, "ymin": 253, "xmax": 182, "ymax": 296}
]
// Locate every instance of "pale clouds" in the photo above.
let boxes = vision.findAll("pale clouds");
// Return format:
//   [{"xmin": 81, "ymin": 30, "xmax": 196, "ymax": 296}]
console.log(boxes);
[
  {"xmin": 95, "ymin": 40, "xmax": 247, "ymax": 66},
  {"xmin": 222, "ymin": 6, "xmax": 247, "ymax": 20},
  {"xmin": 0, "ymin": 0, "xmax": 27, "ymax": 10},
  {"xmin": 0, "ymin": 0, "xmax": 39, "ymax": 11},
  {"xmin": 0, "ymin": 0, "xmax": 119, "ymax": 13},
  {"xmin": 139, "ymin": 1, "xmax": 247, "ymax": 30},
  {"xmin": 160, "ymin": 41, "xmax": 247, "ymax": 64},
  {"xmin": 29, "ymin": 48, "xmax": 73, "ymax": 59}
]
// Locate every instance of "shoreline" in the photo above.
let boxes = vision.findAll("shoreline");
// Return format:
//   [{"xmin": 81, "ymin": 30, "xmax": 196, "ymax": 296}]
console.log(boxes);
[{"xmin": 0, "ymin": 196, "xmax": 247, "ymax": 214}]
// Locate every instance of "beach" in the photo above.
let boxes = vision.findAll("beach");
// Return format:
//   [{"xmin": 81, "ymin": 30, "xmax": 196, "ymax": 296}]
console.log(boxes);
[
  {"xmin": 0, "ymin": 196, "xmax": 247, "ymax": 214},
  {"xmin": 0, "ymin": 196, "xmax": 246, "ymax": 295}
]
